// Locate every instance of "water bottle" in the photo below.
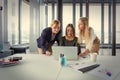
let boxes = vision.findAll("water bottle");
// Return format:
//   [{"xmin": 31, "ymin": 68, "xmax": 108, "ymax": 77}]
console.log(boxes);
[
  {"xmin": 53, "ymin": 41, "xmax": 58, "ymax": 46},
  {"xmin": 62, "ymin": 54, "xmax": 67, "ymax": 66},
  {"xmin": 59, "ymin": 53, "xmax": 66, "ymax": 66}
]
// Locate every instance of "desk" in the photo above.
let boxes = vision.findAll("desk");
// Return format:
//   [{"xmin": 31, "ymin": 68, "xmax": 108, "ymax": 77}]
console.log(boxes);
[{"xmin": 0, "ymin": 53, "xmax": 120, "ymax": 80}]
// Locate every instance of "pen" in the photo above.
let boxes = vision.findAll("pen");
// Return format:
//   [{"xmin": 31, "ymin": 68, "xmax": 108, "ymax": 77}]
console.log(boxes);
[
  {"xmin": 98, "ymin": 68, "xmax": 112, "ymax": 77},
  {"xmin": 106, "ymin": 71, "xmax": 112, "ymax": 77}
]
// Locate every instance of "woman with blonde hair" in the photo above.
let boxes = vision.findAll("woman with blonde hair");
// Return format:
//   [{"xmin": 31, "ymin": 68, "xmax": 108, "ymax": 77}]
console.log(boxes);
[{"xmin": 78, "ymin": 17, "xmax": 100, "ymax": 57}]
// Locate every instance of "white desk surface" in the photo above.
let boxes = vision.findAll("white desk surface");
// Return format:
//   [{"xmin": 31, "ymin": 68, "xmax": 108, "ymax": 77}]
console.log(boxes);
[{"xmin": 0, "ymin": 53, "xmax": 120, "ymax": 80}]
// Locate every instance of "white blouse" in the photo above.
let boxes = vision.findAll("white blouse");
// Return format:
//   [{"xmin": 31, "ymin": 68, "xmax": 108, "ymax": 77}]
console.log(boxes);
[{"xmin": 85, "ymin": 27, "xmax": 96, "ymax": 51}]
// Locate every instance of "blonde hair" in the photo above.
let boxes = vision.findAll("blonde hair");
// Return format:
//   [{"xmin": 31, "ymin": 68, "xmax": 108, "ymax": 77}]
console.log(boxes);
[
  {"xmin": 51, "ymin": 20, "xmax": 60, "ymax": 27},
  {"xmin": 78, "ymin": 17, "xmax": 90, "ymax": 45}
]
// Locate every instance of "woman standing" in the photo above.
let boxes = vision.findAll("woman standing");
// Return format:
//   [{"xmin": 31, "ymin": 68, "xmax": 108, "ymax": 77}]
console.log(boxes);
[
  {"xmin": 78, "ymin": 17, "xmax": 100, "ymax": 57},
  {"xmin": 37, "ymin": 20, "xmax": 61, "ymax": 56}
]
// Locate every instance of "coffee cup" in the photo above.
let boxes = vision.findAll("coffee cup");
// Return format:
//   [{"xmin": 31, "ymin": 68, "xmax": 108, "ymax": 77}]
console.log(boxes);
[{"xmin": 90, "ymin": 53, "xmax": 97, "ymax": 62}]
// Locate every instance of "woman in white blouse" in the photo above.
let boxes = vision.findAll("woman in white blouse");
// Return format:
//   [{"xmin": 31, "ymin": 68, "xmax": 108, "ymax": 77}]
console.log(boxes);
[{"xmin": 78, "ymin": 17, "xmax": 100, "ymax": 57}]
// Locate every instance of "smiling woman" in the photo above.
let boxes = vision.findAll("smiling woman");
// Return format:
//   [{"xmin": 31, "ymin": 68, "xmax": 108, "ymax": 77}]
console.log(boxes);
[
  {"xmin": 60, "ymin": 23, "xmax": 78, "ymax": 46},
  {"xmin": 60, "ymin": 23, "xmax": 81, "ymax": 55},
  {"xmin": 37, "ymin": 20, "xmax": 61, "ymax": 56},
  {"xmin": 78, "ymin": 17, "xmax": 100, "ymax": 57},
  {"xmin": 60, "ymin": 24, "xmax": 77, "ymax": 46}
]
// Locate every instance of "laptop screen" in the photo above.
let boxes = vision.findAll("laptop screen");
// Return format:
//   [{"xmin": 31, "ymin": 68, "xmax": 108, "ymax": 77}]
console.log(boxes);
[{"xmin": 52, "ymin": 46, "xmax": 80, "ymax": 60}]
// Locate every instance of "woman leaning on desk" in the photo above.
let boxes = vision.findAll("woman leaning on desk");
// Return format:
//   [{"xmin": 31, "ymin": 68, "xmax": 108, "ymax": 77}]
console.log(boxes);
[
  {"xmin": 78, "ymin": 17, "xmax": 100, "ymax": 57},
  {"xmin": 60, "ymin": 23, "xmax": 81, "ymax": 55},
  {"xmin": 37, "ymin": 20, "xmax": 61, "ymax": 56}
]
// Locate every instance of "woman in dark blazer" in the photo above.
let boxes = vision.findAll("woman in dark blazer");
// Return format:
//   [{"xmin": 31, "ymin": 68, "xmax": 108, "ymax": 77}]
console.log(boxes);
[{"xmin": 37, "ymin": 20, "xmax": 61, "ymax": 56}]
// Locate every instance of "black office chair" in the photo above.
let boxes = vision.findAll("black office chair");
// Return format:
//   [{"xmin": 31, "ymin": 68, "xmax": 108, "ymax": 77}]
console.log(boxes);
[{"xmin": 10, "ymin": 44, "xmax": 29, "ymax": 54}]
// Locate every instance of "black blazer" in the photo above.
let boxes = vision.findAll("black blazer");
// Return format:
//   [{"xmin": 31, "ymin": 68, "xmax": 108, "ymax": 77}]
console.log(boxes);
[{"xmin": 37, "ymin": 27, "xmax": 61, "ymax": 53}]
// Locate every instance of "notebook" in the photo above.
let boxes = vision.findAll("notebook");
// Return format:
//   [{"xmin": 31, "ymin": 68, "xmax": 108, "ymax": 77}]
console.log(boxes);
[{"xmin": 52, "ymin": 46, "xmax": 79, "ymax": 60}]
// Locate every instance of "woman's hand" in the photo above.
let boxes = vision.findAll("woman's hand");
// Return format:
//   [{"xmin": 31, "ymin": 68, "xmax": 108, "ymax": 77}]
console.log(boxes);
[
  {"xmin": 78, "ymin": 49, "xmax": 90, "ymax": 57},
  {"xmin": 78, "ymin": 52, "xmax": 85, "ymax": 57},
  {"xmin": 45, "ymin": 51, "xmax": 52, "ymax": 56},
  {"xmin": 85, "ymin": 49, "xmax": 90, "ymax": 54}
]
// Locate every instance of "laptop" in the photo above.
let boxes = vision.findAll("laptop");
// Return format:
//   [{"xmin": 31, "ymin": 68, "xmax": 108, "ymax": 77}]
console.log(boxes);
[{"xmin": 52, "ymin": 46, "xmax": 79, "ymax": 60}]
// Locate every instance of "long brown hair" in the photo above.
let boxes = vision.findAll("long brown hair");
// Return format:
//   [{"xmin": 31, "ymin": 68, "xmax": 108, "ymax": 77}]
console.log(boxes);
[
  {"xmin": 78, "ymin": 17, "xmax": 90, "ymax": 45},
  {"xmin": 65, "ymin": 23, "xmax": 75, "ymax": 40}
]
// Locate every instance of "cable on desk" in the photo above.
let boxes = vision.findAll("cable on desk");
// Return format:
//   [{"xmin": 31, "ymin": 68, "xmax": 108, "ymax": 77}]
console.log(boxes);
[{"xmin": 56, "ymin": 67, "xmax": 62, "ymax": 80}]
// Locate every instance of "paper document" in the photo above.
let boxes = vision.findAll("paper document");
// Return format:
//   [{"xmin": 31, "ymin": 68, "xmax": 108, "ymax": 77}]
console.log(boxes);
[
  {"xmin": 88, "ymin": 65, "xmax": 120, "ymax": 80},
  {"xmin": 67, "ymin": 61, "xmax": 98, "ymax": 73}
]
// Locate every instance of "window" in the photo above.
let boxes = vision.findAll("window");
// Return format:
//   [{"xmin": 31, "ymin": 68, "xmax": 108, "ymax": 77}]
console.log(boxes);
[
  {"xmin": 48, "ymin": 4, "xmax": 52, "ymax": 26},
  {"xmin": 8, "ymin": 0, "xmax": 19, "ymax": 45},
  {"xmin": 21, "ymin": 1, "xmax": 30, "ymax": 44},
  {"xmin": 116, "ymin": 3, "xmax": 120, "ymax": 44},
  {"xmin": 104, "ymin": 4, "xmax": 109, "ymax": 44},
  {"xmin": 63, "ymin": 3, "xmax": 73, "ymax": 36},
  {"xmin": 89, "ymin": 4, "xmax": 101, "ymax": 43}
]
